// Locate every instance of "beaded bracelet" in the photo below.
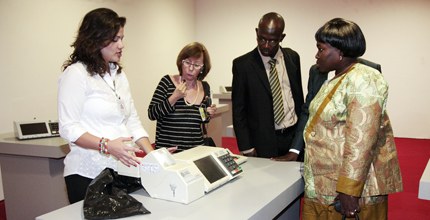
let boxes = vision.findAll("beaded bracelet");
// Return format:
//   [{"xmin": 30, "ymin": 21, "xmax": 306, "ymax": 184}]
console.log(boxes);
[{"xmin": 98, "ymin": 137, "xmax": 110, "ymax": 156}]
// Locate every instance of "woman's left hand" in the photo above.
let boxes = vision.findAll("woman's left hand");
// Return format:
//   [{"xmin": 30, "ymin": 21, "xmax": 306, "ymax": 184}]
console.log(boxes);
[
  {"xmin": 206, "ymin": 104, "xmax": 217, "ymax": 116},
  {"xmin": 337, "ymin": 192, "xmax": 360, "ymax": 218},
  {"xmin": 108, "ymin": 137, "xmax": 143, "ymax": 167}
]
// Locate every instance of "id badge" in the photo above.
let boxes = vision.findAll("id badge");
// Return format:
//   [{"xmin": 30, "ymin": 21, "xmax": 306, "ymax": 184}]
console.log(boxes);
[
  {"xmin": 117, "ymin": 98, "xmax": 126, "ymax": 123},
  {"xmin": 199, "ymin": 107, "xmax": 207, "ymax": 121}
]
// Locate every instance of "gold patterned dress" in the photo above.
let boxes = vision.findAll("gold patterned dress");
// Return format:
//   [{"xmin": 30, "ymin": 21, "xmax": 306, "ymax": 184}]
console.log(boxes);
[{"xmin": 303, "ymin": 63, "xmax": 403, "ymax": 206}]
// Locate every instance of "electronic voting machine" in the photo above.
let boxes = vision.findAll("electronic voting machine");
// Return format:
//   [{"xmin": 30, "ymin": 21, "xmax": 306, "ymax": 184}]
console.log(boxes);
[{"xmin": 117, "ymin": 146, "xmax": 246, "ymax": 204}]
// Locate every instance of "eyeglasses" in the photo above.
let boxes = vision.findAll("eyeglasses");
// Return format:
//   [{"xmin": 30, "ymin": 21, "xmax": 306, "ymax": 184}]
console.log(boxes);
[
  {"xmin": 257, "ymin": 35, "xmax": 281, "ymax": 46},
  {"xmin": 182, "ymin": 60, "xmax": 204, "ymax": 70}
]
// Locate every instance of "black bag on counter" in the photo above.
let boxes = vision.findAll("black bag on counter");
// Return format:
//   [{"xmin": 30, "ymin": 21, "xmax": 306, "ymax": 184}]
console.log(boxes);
[{"xmin": 83, "ymin": 168, "xmax": 150, "ymax": 219}]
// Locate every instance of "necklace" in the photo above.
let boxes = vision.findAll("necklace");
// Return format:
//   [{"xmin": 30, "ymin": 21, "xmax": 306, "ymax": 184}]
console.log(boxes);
[
  {"xmin": 184, "ymin": 82, "xmax": 200, "ymax": 106},
  {"xmin": 101, "ymin": 75, "xmax": 121, "ymax": 100},
  {"xmin": 100, "ymin": 74, "xmax": 126, "ymax": 123}
]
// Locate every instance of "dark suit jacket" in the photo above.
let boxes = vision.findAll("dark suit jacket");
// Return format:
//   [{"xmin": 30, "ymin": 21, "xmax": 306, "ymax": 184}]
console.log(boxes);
[
  {"xmin": 232, "ymin": 47, "xmax": 304, "ymax": 158},
  {"xmin": 290, "ymin": 58, "xmax": 382, "ymax": 155}
]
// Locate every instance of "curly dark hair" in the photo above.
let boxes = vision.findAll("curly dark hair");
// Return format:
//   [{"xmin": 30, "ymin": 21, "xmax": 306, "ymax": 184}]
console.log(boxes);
[
  {"xmin": 315, "ymin": 18, "xmax": 366, "ymax": 58},
  {"xmin": 63, "ymin": 8, "xmax": 126, "ymax": 76}
]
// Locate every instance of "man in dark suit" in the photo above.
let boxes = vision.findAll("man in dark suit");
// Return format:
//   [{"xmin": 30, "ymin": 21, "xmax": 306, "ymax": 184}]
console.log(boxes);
[
  {"xmin": 232, "ymin": 12, "xmax": 304, "ymax": 159},
  {"xmin": 272, "ymin": 58, "xmax": 381, "ymax": 161}
]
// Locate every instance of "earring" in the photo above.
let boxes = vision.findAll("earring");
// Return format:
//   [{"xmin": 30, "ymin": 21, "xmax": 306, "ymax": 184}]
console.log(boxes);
[{"xmin": 339, "ymin": 56, "xmax": 343, "ymax": 61}]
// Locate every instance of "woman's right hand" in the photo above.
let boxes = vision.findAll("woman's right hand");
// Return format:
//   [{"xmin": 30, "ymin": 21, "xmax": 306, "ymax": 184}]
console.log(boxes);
[
  {"xmin": 107, "ymin": 137, "xmax": 144, "ymax": 167},
  {"xmin": 169, "ymin": 81, "xmax": 187, "ymax": 105},
  {"xmin": 167, "ymin": 146, "xmax": 178, "ymax": 153}
]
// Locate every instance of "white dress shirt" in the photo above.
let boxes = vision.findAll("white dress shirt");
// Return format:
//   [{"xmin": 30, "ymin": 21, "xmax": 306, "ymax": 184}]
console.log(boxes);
[
  {"xmin": 58, "ymin": 62, "xmax": 148, "ymax": 178},
  {"xmin": 259, "ymin": 49, "xmax": 298, "ymax": 130}
]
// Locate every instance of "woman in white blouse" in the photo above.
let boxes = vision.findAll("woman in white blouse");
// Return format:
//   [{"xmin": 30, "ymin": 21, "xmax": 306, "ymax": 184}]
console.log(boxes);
[{"xmin": 58, "ymin": 8, "xmax": 153, "ymax": 204}]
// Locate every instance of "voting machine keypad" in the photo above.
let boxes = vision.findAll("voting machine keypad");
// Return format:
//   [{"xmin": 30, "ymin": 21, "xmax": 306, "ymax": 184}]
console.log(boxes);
[{"xmin": 218, "ymin": 154, "xmax": 242, "ymax": 176}]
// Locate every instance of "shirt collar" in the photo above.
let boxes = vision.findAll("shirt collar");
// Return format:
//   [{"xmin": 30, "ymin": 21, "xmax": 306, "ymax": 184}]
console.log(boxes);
[
  {"xmin": 109, "ymin": 63, "xmax": 119, "ymax": 76},
  {"xmin": 258, "ymin": 47, "xmax": 283, "ymax": 67}
]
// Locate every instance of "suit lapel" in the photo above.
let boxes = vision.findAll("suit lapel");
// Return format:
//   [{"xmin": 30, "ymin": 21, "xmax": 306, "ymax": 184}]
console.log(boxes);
[
  {"xmin": 281, "ymin": 48, "xmax": 300, "ymax": 101},
  {"xmin": 281, "ymin": 49, "xmax": 297, "ymax": 87},
  {"xmin": 250, "ymin": 48, "xmax": 271, "ymax": 94}
]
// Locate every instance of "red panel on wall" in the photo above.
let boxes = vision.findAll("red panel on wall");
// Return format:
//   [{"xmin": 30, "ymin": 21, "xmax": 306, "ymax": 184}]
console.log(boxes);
[{"xmin": 221, "ymin": 136, "xmax": 240, "ymax": 155}]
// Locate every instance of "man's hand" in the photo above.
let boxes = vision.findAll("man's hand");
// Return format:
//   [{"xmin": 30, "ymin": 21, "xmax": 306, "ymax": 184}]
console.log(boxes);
[
  {"xmin": 271, "ymin": 152, "xmax": 298, "ymax": 161},
  {"xmin": 242, "ymin": 149, "xmax": 257, "ymax": 157}
]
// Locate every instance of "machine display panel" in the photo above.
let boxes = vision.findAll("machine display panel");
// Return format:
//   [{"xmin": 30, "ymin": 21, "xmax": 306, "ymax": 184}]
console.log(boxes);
[
  {"xmin": 193, "ymin": 155, "xmax": 227, "ymax": 184},
  {"xmin": 20, "ymin": 122, "xmax": 49, "ymax": 135}
]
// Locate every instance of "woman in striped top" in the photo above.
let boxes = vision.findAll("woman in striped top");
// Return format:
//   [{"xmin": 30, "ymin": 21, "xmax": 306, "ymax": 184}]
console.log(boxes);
[{"xmin": 148, "ymin": 42, "xmax": 217, "ymax": 152}]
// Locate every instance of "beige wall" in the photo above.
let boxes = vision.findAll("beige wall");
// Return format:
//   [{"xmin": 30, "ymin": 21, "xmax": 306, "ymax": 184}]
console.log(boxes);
[
  {"xmin": 197, "ymin": 0, "xmax": 430, "ymax": 139},
  {"xmin": 0, "ymin": 0, "xmax": 195, "ymax": 141},
  {"xmin": 0, "ymin": 0, "xmax": 429, "ymax": 139}
]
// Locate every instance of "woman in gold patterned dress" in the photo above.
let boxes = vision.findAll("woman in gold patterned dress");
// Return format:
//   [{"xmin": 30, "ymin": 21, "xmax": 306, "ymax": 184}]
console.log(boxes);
[{"xmin": 301, "ymin": 18, "xmax": 403, "ymax": 220}]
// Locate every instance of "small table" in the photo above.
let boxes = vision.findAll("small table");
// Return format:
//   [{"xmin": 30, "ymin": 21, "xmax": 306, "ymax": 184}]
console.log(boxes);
[
  {"xmin": 206, "ymin": 103, "xmax": 229, "ymax": 147},
  {"xmin": 213, "ymin": 93, "xmax": 232, "ymax": 137},
  {"xmin": 0, "ymin": 133, "xmax": 69, "ymax": 220}
]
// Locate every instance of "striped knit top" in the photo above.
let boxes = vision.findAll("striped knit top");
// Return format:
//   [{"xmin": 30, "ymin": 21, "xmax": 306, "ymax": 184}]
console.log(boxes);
[{"xmin": 148, "ymin": 75, "xmax": 211, "ymax": 151}]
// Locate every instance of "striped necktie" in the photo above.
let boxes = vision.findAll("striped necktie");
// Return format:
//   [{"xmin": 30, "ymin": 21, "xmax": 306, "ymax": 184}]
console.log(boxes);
[{"xmin": 268, "ymin": 59, "xmax": 285, "ymax": 125}]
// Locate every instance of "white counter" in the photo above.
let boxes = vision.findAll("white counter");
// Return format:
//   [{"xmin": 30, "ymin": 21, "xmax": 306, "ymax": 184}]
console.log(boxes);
[
  {"xmin": 213, "ymin": 93, "xmax": 231, "ymax": 100},
  {"xmin": 37, "ymin": 157, "xmax": 304, "ymax": 220}
]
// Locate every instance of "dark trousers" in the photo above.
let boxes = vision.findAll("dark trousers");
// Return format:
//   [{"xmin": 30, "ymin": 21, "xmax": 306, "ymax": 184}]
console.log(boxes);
[
  {"xmin": 65, "ymin": 174, "xmax": 93, "ymax": 204},
  {"xmin": 274, "ymin": 125, "xmax": 296, "ymax": 156}
]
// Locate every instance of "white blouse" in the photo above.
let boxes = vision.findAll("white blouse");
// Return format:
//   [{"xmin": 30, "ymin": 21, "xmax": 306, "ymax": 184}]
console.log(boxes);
[{"xmin": 58, "ymin": 62, "xmax": 148, "ymax": 179}]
